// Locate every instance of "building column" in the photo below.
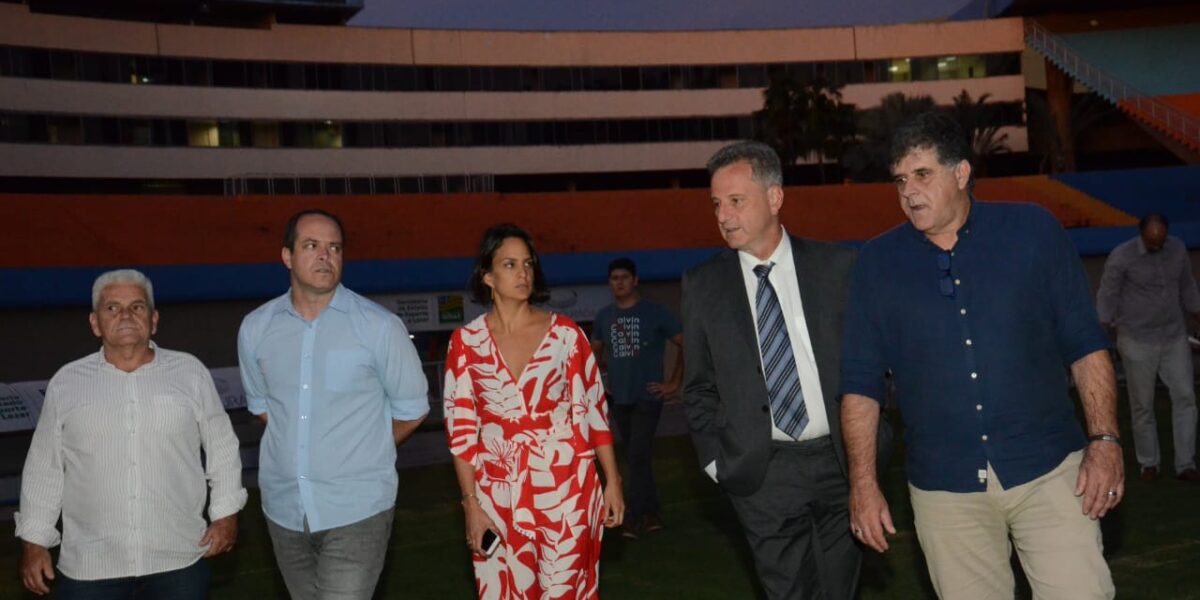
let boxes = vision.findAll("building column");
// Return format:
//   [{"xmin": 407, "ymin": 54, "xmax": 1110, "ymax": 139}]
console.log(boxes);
[{"xmin": 1044, "ymin": 58, "xmax": 1076, "ymax": 173}]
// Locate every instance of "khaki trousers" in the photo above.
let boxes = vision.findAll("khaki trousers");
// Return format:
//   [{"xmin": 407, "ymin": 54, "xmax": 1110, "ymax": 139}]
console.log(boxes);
[{"xmin": 909, "ymin": 451, "xmax": 1114, "ymax": 600}]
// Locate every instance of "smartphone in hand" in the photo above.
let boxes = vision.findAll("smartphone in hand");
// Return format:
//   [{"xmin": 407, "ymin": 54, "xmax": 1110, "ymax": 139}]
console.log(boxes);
[{"xmin": 481, "ymin": 529, "xmax": 501, "ymax": 557}]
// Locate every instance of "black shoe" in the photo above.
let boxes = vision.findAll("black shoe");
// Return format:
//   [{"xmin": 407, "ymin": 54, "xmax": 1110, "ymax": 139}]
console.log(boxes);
[
  {"xmin": 642, "ymin": 514, "xmax": 665, "ymax": 533},
  {"xmin": 621, "ymin": 520, "xmax": 641, "ymax": 540}
]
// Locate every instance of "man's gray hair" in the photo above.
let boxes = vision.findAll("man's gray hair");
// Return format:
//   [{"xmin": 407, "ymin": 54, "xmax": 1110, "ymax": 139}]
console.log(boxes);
[
  {"xmin": 706, "ymin": 140, "xmax": 783, "ymax": 188},
  {"xmin": 92, "ymin": 269, "xmax": 155, "ymax": 310}
]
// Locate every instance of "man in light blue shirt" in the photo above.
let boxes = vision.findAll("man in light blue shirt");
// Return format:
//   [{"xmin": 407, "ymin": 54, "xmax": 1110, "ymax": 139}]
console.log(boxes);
[{"xmin": 238, "ymin": 209, "xmax": 429, "ymax": 600}]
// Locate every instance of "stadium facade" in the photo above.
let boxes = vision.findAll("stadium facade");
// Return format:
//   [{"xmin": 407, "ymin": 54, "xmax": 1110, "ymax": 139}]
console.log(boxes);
[{"xmin": 0, "ymin": 2, "xmax": 1027, "ymax": 194}]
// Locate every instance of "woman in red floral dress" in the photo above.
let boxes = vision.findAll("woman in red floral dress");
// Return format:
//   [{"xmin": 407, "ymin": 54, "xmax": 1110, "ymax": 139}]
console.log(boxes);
[{"xmin": 444, "ymin": 223, "xmax": 624, "ymax": 600}]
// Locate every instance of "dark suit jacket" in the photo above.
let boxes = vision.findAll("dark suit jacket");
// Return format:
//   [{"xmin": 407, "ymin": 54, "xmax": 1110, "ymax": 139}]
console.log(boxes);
[{"xmin": 681, "ymin": 234, "xmax": 857, "ymax": 497}]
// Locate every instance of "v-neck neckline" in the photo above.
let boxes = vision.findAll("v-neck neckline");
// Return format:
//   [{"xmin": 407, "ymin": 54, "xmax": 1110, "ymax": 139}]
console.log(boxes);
[{"xmin": 485, "ymin": 312, "xmax": 557, "ymax": 385}]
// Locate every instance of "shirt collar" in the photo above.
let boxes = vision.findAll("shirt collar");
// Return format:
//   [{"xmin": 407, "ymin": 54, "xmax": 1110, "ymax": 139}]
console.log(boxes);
[
  {"xmin": 1136, "ymin": 236, "xmax": 1153, "ymax": 256},
  {"xmin": 905, "ymin": 196, "xmax": 977, "ymax": 250},
  {"xmin": 738, "ymin": 226, "xmax": 793, "ymax": 274},
  {"xmin": 327, "ymin": 284, "xmax": 351, "ymax": 313},
  {"xmin": 96, "ymin": 340, "xmax": 159, "ymax": 371},
  {"xmin": 278, "ymin": 283, "xmax": 351, "ymax": 317}
]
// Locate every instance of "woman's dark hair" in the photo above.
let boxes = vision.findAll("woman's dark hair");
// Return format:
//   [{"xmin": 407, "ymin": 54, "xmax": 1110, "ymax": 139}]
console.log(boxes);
[{"xmin": 468, "ymin": 223, "xmax": 551, "ymax": 305}]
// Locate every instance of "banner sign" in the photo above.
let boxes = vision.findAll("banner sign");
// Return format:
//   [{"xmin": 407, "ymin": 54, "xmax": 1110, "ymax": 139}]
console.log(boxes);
[{"xmin": 1, "ymin": 285, "xmax": 616, "ymax": 434}]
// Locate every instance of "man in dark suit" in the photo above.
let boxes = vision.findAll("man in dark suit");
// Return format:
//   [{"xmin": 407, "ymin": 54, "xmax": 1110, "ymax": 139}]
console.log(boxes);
[{"xmin": 681, "ymin": 141, "xmax": 861, "ymax": 600}]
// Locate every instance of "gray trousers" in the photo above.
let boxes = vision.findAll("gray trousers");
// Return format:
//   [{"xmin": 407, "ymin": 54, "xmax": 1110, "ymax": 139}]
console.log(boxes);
[
  {"xmin": 1117, "ymin": 334, "xmax": 1198, "ymax": 473},
  {"xmin": 727, "ymin": 437, "xmax": 861, "ymax": 600},
  {"xmin": 266, "ymin": 508, "xmax": 394, "ymax": 600}
]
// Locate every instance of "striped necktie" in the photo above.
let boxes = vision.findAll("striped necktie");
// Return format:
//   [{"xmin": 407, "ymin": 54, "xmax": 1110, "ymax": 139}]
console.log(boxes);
[{"xmin": 753, "ymin": 263, "xmax": 808, "ymax": 439}]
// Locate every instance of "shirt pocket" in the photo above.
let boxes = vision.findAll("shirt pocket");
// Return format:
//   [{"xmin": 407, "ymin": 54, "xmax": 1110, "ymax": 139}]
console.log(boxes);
[
  {"xmin": 151, "ymin": 394, "xmax": 197, "ymax": 436},
  {"xmin": 325, "ymin": 348, "xmax": 374, "ymax": 392}
]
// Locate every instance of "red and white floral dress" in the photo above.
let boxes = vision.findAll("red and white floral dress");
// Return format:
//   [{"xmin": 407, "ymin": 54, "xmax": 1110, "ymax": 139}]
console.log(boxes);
[{"xmin": 444, "ymin": 313, "xmax": 613, "ymax": 600}]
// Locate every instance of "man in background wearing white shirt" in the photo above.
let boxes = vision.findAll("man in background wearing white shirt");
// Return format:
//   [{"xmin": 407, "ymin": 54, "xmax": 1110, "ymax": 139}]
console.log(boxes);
[{"xmin": 16, "ymin": 269, "xmax": 247, "ymax": 599}]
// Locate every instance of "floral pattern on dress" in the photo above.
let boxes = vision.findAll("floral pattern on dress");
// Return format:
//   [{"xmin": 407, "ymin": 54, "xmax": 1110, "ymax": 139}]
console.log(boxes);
[{"xmin": 444, "ymin": 313, "xmax": 613, "ymax": 600}]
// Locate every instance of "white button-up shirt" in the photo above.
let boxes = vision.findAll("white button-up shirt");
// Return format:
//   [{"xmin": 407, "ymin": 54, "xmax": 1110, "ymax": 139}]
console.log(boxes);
[
  {"xmin": 16, "ymin": 345, "xmax": 247, "ymax": 580},
  {"xmin": 738, "ymin": 228, "xmax": 831, "ymax": 442}
]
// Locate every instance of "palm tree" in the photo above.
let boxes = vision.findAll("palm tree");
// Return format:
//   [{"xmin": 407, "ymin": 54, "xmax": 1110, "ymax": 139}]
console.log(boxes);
[
  {"xmin": 949, "ymin": 90, "xmax": 1012, "ymax": 176},
  {"xmin": 840, "ymin": 91, "xmax": 1014, "ymax": 181},
  {"xmin": 841, "ymin": 93, "xmax": 938, "ymax": 182},
  {"xmin": 754, "ymin": 75, "xmax": 856, "ymax": 183}
]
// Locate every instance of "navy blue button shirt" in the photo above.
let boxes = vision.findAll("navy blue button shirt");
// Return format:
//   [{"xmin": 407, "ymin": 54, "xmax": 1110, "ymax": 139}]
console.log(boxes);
[{"xmin": 840, "ymin": 200, "xmax": 1110, "ymax": 492}]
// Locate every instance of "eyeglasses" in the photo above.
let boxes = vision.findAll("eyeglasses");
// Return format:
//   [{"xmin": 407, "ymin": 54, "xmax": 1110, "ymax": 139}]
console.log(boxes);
[{"xmin": 937, "ymin": 251, "xmax": 954, "ymax": 297}]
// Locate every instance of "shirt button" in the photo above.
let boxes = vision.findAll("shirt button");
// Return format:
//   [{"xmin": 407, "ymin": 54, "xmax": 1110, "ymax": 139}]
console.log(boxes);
[
  {"xmin": 302, "ymin": 384, "xmax": 309, "ymax": 390},
  {"xmin": 954, "ymin": 278, "xmax": 961, "ymax": 285},
  {"xmin": 970, "ymin": 372, "xmax": 978, "ymax": 379},
  {"xmin": 299, "ymin": 475, "xmax": 308, "ymax": 480},
  {"xmin": 300, "ymin": 415, "xmax": 308, "ymax": 420},
  {"xmin": 965, "ymin": 339, "xmax": 973, "ymax": 346},
  {"xmin": 981, "ymin": 434, "xmax": 988, "ymax": 441},
  {"xmin": 976, "ymin": 404, "xmax": 983, "ymax": 411},
  {"xmin": 960, "ymin": 308, "xmax": 967, "ymax": 315}
]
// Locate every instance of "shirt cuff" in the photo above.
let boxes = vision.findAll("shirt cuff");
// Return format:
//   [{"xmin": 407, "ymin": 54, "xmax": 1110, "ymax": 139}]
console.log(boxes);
[
  {"xmin": 390, "ymin": 396, "xmax": 431, "ymax": 421},
  {"xmin": 245, "ymin": 396, "xmax": 268, "ymax": 415},
  {"xmin": 1062, "ymin": 336, "xmax": 1111, "ymax": 366},
  {"xmin": 208, "ymin": 489, "xmax": 249, "ymax": 521},
  {"xmin": 592, "ymin": 430, "xmax": 614, "ymax": 448},
  {"xmin": 703, "ymin": 461, "xmax": 719, "ymax": 483},
  {"xmin": 14, "ymin": 514, "xmax": 61, "ymax": 548},
  {"xmin": 838, "ymin": 383, "xmax": 885, "ymax": 405}
]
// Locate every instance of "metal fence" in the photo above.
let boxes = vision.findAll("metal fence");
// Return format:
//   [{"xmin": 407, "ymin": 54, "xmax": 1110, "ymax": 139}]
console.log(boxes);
[{"xmin": 223, "ymin": 173, "xmax": 496, "ymax": 196}]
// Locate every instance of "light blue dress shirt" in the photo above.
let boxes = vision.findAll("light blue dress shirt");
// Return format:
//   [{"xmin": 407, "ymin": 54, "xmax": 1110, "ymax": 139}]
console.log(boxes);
[{"xmin": 238, "ymin": 284, "xmax": 429, "ymax": 532}]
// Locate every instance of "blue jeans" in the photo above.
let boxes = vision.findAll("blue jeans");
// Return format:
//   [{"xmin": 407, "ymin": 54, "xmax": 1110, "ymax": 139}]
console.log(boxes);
[
  {"xmin": 266, "ymin": 508, "xmax": 394, "ymax": 600},
  {"xmin": 57, "ymin": 559, "xmax": 209, "ymax": 600}
]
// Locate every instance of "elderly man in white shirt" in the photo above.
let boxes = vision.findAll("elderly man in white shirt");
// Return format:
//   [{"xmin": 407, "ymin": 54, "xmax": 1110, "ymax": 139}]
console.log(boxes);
[{"xmin": 15, "ymin": 269, "xmax": 247, "ymax": 599}]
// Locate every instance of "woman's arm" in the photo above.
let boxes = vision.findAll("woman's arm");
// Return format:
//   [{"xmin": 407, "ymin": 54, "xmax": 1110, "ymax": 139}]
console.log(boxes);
[
  {"xmin": 453, "ymin": 455, "xmax": 498, "ymax": 556},
  {"xmin": 595, "ymin": 444, "xmax": 624, "ymax": 529}
]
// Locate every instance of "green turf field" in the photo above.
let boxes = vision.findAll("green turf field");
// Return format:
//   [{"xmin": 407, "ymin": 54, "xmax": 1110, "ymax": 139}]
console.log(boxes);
[{"xmin": 4, "ymin": 394, "xmax": 1199, "ymax": 599}]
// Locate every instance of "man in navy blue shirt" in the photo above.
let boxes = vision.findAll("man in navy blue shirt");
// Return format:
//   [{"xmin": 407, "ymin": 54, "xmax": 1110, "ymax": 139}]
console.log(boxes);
[{"xmin": 839, "ymin": 113, "xmax": 1123, "ymax": 599}]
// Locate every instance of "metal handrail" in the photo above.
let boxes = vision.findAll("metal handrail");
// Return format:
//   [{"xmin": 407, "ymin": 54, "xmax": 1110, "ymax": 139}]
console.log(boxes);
[
  {"xmin": 1024, "ymin": 20, "xmax": 1199, "ymax": 147},
  {"xmin": 222, "ymin": 173, "xmax": 497, "ymax": 196}
]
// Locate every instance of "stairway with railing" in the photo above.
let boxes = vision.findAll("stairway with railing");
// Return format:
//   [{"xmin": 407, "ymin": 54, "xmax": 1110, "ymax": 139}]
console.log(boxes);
[{"xmin": 1024, "ymin": 19, "xmax": 1199, "ymax": 155}]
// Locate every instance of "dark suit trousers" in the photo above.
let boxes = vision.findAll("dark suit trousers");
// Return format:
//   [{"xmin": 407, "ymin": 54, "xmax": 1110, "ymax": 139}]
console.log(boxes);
[{"xmin": 728, "ymin": 437, "xmax": 861, "ymax": 600}]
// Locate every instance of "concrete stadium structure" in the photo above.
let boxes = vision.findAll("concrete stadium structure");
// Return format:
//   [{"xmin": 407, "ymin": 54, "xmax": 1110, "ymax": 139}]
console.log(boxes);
[{"xmin": 0, "ymin": 2, "xmax": 1027, "ymax": 190}]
